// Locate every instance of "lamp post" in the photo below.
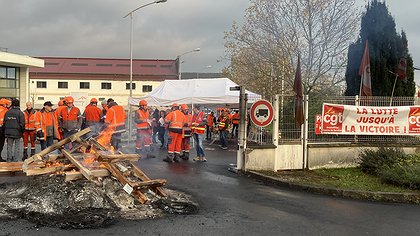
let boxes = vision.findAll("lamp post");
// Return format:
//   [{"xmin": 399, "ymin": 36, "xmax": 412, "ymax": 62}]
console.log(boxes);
[
  {"xmin": 123, "ymin": 0, "xmax": 167, "ymax": 147},
  {"xmin": 177, "ymin": 48, "xmax": 201, "ymax": 80},
  {"xmin": 196, "ymin": 65, "xmax": 212, "ymax": 79}
]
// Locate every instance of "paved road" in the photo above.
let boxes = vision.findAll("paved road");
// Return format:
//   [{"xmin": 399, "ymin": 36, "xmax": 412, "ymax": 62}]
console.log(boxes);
[{"xmin": 1, "ymin": 140, "xmax": 420, "ymax": 235}]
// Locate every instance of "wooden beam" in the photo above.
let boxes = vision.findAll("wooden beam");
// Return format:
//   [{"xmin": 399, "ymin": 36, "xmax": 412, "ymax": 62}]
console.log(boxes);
[
  {"xmin": 103, "ymin": 162, "xmax": 148, "ymax": 204},
  {"xmin": 131, "ymin": 179, "xmax": 167, "ymax": 189},
  {"xmin": 0, "ymin": 162, "xmax": 23, "ymax": 172},
  {"xmin": 129, "ymin": 161, "xmax": 167, "ymax": 197},
  {"xmin": 26, "ymin": 164, "xmax": 73, "ymax": 176},
  {"xmin": 23, "ymin": 128, "xmax": 91, "ymax": 169},
  {"xmin": 97, "ymin": 153, "xmax": 140, "ymax": 162},
  {"xmin": 64, "ymin": 169, "xmax": 110, "ymax": 181},
  {"xmin": 61, "ymin": 149, "xmax": 94, "ymax": 181}
]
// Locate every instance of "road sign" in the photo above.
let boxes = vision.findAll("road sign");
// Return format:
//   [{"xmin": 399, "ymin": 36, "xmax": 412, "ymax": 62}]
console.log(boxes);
[{"xmin": 249, "ymin": 99, "xmax": 274, "ymax": 127}]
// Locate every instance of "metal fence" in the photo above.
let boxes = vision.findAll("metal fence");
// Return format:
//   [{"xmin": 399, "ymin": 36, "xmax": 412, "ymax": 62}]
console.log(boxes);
[{"xmin": 247, "ymin": 95, "xmax": 420, "ymax": 145}]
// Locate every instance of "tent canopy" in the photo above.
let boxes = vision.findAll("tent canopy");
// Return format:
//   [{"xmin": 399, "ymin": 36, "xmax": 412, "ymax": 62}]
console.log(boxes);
[{"xmin": 130, "ymin": 78, "xmax": 261, "ymax": 106}]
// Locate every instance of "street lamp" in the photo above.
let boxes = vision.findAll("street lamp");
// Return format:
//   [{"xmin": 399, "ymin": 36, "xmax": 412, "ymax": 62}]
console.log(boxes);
[
  {"xmin": 196, "ymin": 65, "xmax": 212, "ymax": 79},
  {"xmin": 124, "ymin": 0, "xmax": 167, "ymax": 98},
  {"xmin": 123, "ymin": 0, "xmax": 167, "ymax": 147},
  {"xmin": 177, "ymin": 48, "xmax": 201, "ymax": 80}
]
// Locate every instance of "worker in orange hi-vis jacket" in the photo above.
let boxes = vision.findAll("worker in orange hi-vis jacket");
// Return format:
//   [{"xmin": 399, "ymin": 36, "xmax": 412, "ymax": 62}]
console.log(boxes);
[
  {"xmin": 22, "ymin": 101, "xmax": 37, "ymax": 160},
  {"xmin": 134, "ymin": 100, "xmax": 155, "ymax": 158},
  {"xmin": 58, "ymin": 96, "xmax": 82, "ymax": 149},
  {"xmin": 180, "ymin": 104, "xmax": 192, "ymax": 160},
  {"xmin": 163, "ymin": 103, "xmax": 185, "ymax": 163},
  {"xmin": 0, "ymin": 99, "xmax": 9, "ymax": 162},
  {"xmin": 82, "ymin": 98, "xmax": 102, "ymax": 136},
  {"xmin": 104, "ymin": 98, "xmax": 126, "ymax": 151}
]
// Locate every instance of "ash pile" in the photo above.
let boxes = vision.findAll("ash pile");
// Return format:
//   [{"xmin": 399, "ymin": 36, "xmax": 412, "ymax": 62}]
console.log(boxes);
[{"xmin": 0, "ymin": 128, "xmax": 198, "ymax": 229}]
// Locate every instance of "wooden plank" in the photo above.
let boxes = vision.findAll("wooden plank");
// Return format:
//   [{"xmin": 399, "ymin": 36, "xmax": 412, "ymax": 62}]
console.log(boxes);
[
  {"xmin": 23, "ymin": 128, "xmax": 91, "ymax": 168},
  {"xmin": 61, "ymin": 149, "xmax": 94, "ymax": 181},
  {"xmin": 26, "ymin": 164, "xmax": 73, "ymax": 176},
  {"xmin": 103, "ymin": 162, "xmax": 148, "ymax": 204},
  {"xmin": 131, "ymin": 179, "xmax": 167, "ymax": 189},
  {"xmin": 0, "ymin": 162, "xmax": 23, "ymax": 172},
  {"xmin": 64, "ymin": 169, "xmax": 110, "ymax": 181},
  {"xmin": 129, "ymin": 161, "xmax": 167, "ymax": 197},
  {"xmin": 47, "ymin": 154, "xmax": 64, "ymax": 161},
  {"xmin": 97, "ymin": 153, "xmax": 140, "ymax": 162}
]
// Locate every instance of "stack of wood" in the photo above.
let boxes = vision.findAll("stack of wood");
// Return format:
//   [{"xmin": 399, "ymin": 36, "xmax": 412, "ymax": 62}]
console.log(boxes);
[{"xmin": 0, "ymin": 128, "xmax": 166, "ymax": 204}]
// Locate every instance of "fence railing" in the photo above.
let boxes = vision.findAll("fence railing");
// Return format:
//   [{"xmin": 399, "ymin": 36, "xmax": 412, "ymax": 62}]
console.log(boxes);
[{"xmin": 247, "ymin": 95, "xmax": 420, "ymax": 145}]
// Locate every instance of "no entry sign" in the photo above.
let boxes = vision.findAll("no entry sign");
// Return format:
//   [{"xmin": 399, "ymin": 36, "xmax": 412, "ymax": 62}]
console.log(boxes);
[{"xmin": 250, "ymin": 99, "xmax": 274, "ymax": 127}]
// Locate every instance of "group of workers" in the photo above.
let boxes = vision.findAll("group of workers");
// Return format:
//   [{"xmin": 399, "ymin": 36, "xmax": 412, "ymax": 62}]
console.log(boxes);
[{"xmin": 0, "ymin": 97, "xmax": 126, "ymax": 162}]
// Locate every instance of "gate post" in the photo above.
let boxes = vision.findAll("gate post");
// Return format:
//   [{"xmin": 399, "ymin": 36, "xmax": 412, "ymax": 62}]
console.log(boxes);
[{"xmin": 273, "ymin": 94, "xmax": 280, "ymax": 171}]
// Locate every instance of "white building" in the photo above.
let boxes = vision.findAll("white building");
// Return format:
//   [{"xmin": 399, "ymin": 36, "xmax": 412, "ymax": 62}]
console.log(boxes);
[
  {"xmin": 0, "ymin": 51, "xmax": 44, "ymax": 108},
  {"xmin": 29, "ymin": 57, "xmax": 178, "ymax": 110}
]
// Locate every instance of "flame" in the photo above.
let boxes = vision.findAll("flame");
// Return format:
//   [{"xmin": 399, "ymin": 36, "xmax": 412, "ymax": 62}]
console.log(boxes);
[
  {"xmin": 96, "ymin": 128, "xmax": 115, "ymax": 154},
  {"xmin": 45, "ymin": 160, "xmax": 65, "ymax": 168}
]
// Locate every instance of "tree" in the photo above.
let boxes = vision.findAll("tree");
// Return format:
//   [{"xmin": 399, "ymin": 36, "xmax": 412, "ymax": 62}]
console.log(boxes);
[
  {"xmin": 225, "ymin": 0, "xmax": 360, "ymax": 98},
  {"xmin": 345, "ymin": 0, "xmax": 415, "ymax": 97}
]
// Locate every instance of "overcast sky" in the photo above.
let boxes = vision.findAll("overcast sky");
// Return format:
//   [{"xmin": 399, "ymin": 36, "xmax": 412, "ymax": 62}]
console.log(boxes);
[{"xmin": 0, "ymin": 0, "xmax": 419, "ymax": 82}]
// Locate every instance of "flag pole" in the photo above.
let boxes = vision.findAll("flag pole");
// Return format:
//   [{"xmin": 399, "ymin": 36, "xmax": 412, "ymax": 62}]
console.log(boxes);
[{"xmin": 389, "ymin": 71, "xmax": 399, "ymax": 106}]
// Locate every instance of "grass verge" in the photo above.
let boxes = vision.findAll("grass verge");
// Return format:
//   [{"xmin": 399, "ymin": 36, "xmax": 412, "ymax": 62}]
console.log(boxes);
[{"xmin": 257, "ymin": 167, "xmax": 420, "ymax": 193}]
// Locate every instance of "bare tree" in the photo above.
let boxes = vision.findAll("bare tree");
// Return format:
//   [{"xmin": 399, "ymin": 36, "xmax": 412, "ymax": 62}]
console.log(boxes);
[{"xmin": 225, "ymin": 0, "xmax": 360, "ymax": 96}]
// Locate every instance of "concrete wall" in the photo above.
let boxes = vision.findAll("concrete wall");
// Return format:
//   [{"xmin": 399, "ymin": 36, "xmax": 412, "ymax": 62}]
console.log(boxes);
[
  {"xmin": 245, "ymin": 146, "xmax": 276, "ymax": 171},
  {"xmin": 29, "ymin": 79, "xmax": 163, "ymax": 110},
  {"xmin": 19, "ymin": 67, "xmax": 29, "ymax": 108},
  {"xmin": 275, "ymin": 144, "xmax": 303, "ymax": 170}
]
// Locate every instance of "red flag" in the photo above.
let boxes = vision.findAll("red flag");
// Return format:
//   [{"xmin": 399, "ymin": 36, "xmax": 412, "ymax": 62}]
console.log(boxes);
[
  {"xmin": 396, "ymin": 57, "xmax": 407, "ymax": 81},
  {"xmin": 293, "ymin": 55, "xmax": 304, "ymax": 126},
  {"xmin": 359, "ymin": 40, "xmax": 372, "ymax": 96}
]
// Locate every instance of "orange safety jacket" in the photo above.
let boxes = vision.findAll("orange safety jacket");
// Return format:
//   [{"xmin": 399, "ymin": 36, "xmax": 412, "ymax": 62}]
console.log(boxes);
[
  {"xmin": 83, "ymin": 105, "xmax": 102, "ymax": 126},
  {"xmin": 192, "ymin": 111, "xmax": 206, "ymax": 134},
  {"xmin": 0, "ymin": 106, "xmax": 8, "ymax": 127},
  {"xmin": 34, "ymin": 109, "xmax": 60, "ymax": 140},
  {"xmin": 232, "ymin": 113, "xmax": 240, "ymax": 125},
  {"xmin": 207, "ymin": 114, "xmax": 215, "ymax": 127},
  {"xmin": 183, "ymin": 113, "xmax": 192, "ymax": 137},
  {"xmin": 165, "ymin": 110, "xmax": 185, "ymax": 131},
  {"xmin": 218, "ymin": 116, "xmax": 230, "ymax": 130},
  {"xmin": 135, "ymin": 109, "xmax": 151, "ymax": 130},
  {"xmin": 105, "ymin": 105, "xmax": 126, "ymax": 133},
  {"xmin": 59, "ymin": 106, "xmax": 82, "ymax": 131},
  {"xmin": 23, "ymin": 109, "xmax": 36, "ymax": 131}
]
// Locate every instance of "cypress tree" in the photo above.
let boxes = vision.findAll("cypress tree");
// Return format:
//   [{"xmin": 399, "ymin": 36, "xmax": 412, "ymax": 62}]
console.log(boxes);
[{"xmin": 345, "ymin": 0, "xmax": 415, "ymax": 97}]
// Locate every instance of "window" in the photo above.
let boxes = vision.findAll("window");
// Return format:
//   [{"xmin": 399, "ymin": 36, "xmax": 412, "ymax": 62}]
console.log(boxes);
[
  {"xmin": 126, "ymin": 83, "xmax": 136, "ymax": 90},
  {"xmin": 142, "ymin": 85, "xmax": 152, "ymax": 92},
  {"xmin": 71, "ymin": 63, "xmax": 88, "ymax": 66},
  {"xmin": 140, "ymin": 64, "xmax": 156, "ymax": 68},
  {"xmin": 96, "ymin": 64, "xmax": 112, "ymax": 67},
  {"xmin": 58, "ymin": 81, "xmax": 68, "ymax": 89},
  {"xmin": 59, "ymin": 97, "xmax": 65, "ymax": 100},
  {"xmin": 38, "ymin": 97, "xmax": 44, "ymax": 101},
  {"xmin": 37, "ymin": 81, "xmax": 47, "ymax": 88},
  {"xmin": 80, "ymin": 82, "xmax": 90, "ymax": 89},
  {"xmin": 99, "ymin": 98, "xmax": 106, "ymax": 101},
  {"xmin": 101, "ymin": 82, "xmax": 112, "ymax": 90}
]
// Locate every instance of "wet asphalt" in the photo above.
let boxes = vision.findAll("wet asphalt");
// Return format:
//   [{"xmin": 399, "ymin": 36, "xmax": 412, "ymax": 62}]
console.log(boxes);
[{"xmin": 1, "ymin": 139, "xmax": 420, "ymax": 235}]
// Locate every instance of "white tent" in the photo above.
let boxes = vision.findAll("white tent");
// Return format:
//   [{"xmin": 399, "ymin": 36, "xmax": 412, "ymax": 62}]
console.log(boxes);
[{"xmin": 129, "ymin": 78, "xmax": 261, "ymax": 106}]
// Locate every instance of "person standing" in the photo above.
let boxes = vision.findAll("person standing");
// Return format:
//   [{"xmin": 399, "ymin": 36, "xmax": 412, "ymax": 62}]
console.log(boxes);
[
  {"xmin": 4, "ymin": 99, "xmax": 25, "ymax": 162},
  {"xmin": 152, "ymin": 108, "xmax": 160, "ymax": 144},
  {"xmin": 206, "ymin": 111, "xmax": 215, "ymax": 140},
  {"xmin": 218, "ymin": 109, "xmax": 231, "ymax": 150},
  {"xmin": 82, "ymin": 98, "xmax": 102, "ymax": 136},
  {"xmin": 0, "ymin": 99, "xmax": 9, "ymax": 162},
  {"xmin": 180, "ymin": 104, "xmax": 192, "ymax": 160},
  {"xmin": 134, "ymin": 100, "xmax": 154, "ymax": 158},
  {"xmin": 105, "ymin": 98, "xmax": 126, "ymax": 151},
  {"xmin": 157, "ymin": 110, "xmax": 166, "ymax": 149},
  {"xmin": 163, "ymin": 104, "xmax": 185, "ymax": 163},
  {"xmin": 22, "ymin": 102, "xmax": 37, "ymax": 160},
  {"xmin": 55, "ymin": 99, "xmax": 66, "ymax": 140},
  {"xmin": 231, "ymin": 110, "xmax": 240, "ymax": 138},
  {"xmin": 58, "ymin": 96, "xmax": 82, "ymax": 149},
  {"xmin": 100, "ymin": 100, "xmax": 108, "ymax": 123},
  {"xmin": 192, "ymin": 105, "xmax": 207, "ymax": 162},
  {"xmin": 35, "ymin": 101, "xmax": 60, "ymax": 150}
]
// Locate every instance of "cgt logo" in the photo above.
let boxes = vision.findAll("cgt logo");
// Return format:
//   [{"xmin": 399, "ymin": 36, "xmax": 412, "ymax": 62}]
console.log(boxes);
[
  {"xmin": 408, "ymin": 107, "xmax": 420, "ymax": 133},
  {"xmin": 322, "ymin": 105, "xmax": 344, "ymax": 133}
]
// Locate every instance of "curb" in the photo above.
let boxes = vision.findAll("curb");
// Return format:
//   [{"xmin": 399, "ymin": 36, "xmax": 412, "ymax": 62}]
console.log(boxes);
[{"xmin": 246, "ymin": 171, "xmax": 420, "ymax": 204}]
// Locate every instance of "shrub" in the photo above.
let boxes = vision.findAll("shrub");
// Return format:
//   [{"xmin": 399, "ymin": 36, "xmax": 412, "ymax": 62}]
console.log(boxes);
[
  {"xmin": 379, "ymin": 165, "xmax": 420, "ymax": 190},
  {"xmin": 358, "ymin": 147, "xmax": 406, "ymax": 175}
]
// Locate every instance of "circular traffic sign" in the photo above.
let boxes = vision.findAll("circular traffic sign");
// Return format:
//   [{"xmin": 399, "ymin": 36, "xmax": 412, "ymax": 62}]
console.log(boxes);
[{"xmin": 249, "ymin": 99, "xmax": 274, "ymax": 127}]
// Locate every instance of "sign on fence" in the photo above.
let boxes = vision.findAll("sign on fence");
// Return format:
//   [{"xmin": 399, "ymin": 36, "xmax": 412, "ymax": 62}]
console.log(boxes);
[
  {"xmin": 321, "ymin": 103, "xmax": 420, "ymax": 135},
  {"xmin": 250, "ymin": 100, "xmax": 274, "ymax": 127}
]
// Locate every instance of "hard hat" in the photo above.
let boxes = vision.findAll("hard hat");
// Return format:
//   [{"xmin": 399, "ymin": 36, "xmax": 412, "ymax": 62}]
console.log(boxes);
[
  {"xmin": 65, "ymin": 96, "xmax": 74, "ymax": 103},
  {"xmin": 90, "ymin": 98, "xmax": 98, "ymax": 103},
  {"xmin": 0, "ymin": 99, "xmax": 6, "ymax": 106},
  {"xmin": 181, "ymin": 104, "xmax": 189, "ymax": 111},
  {"xmin": 139, "ymin": 100, "xmax": 147, "ymax": 106},
  {"xmin": 172, "ymin": 103, "xmax": 179, "ymax": 108}
]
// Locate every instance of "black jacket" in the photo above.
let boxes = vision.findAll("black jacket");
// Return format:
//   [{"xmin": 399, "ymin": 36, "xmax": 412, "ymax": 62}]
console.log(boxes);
[{"xmin": 4, "ymin": 106, "xmax": 25, "ymax": 138}]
